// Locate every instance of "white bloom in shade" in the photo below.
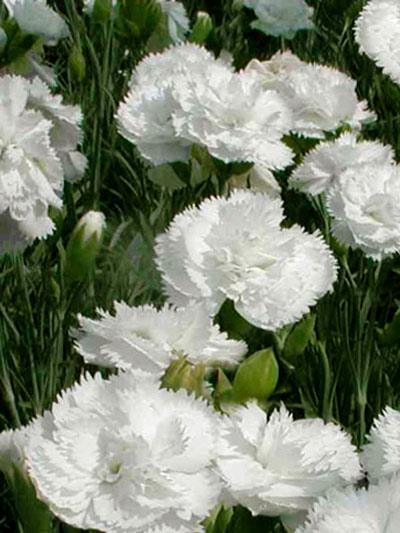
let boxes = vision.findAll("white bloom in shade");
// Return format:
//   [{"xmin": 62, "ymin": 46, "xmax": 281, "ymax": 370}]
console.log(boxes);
[
  {"xmin": 117, "ymin": 43, "xmax": 293, "ymax": 169},
  {"xmin": 289, "ymin": 133, "xmax": 395, "ymax": 195},
  {"xmin": 74, "ymin": 300, "xmax": 247, "ymax": 372},
  {"xmin": 326, "ymin": 161, "xmax": 400, "ymax": 260},
  {"xmin": 361, "ymin": 407, "xmax": 400, "ymax": 482},
  {"xmin": 244, "ymin": 0, "xmax": 314, "ymax": 39},
  {"xmin": 27, "ymin": 77, "xmax": 86, "ymax": 182},
  {"xmin": 355, "ymin": 0, "xmax": 400, "ymax": 86},
  {"xmin": 216, "ymin": 403, "xmax": 362, "ymax": 517},
  {"xmin": 26, "ymin": 372, "xmax": 222, "ymax": 533},
  {"xmin": 4, "ymin": 0, "xmax": 69, "ymax": 45},
  {"xmin": 295, "ymin": 474, "xmax": 400, "ymax": 532},
  {"xmin": 157, "ymin": 0, "xmax": 190, "ymax": 42},
  {"xmin": 155, "ymin": 190, "xmax": 337, "ymax": 331},
  {"xmin": 0, "ymin": 75, "xmax": 63, "ymax": 251},
  {"xmin": 246, "ymin": 51, "xmax": 375, "ymax": 138},
  {"xmin": 0, "ymin": 428, "xmax": 29, "ymax": 476}
]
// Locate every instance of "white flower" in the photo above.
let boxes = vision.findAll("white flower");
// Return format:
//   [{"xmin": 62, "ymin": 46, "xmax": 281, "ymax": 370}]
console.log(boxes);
[
  {"xmin": 117, "ymin": 43, "xmax": 293, "ymax": 169},
  {"xmin": 289, "ymin": 132, "xmax": 394, "ymax": 195},
  {"xmin": 361, "ymin": 407, "xmax": 400, "ymax": 482},
  {"xmin": 244, "ymin": 0, "xmax": 314, "ymax": 39},
  {"xmin": 27, "ymin": 77, "xmax": 86, "ymax": 182},
  {"xmin": 155, "ymin": 190, "xmax": 337, "ymax": 331},
  {"xmin": 173, "ymin": 67, "xmax": 294, "ymax": 169},
  {"xmin": 246, "ymin": 51, "xmax": 375, "ymax": 138},
  {"xmin": 74, "ymin": 300, "xmax": 247, "ymax": 373},
  {"xmin": 296, "ymin": 474, "xmax": 400, "ymax": 532},
  {"xmin": 26, "ymin": 372, "xmax": 222, "ymax": 533},
  {"xmin": 0, "ymin": 76, "xmax": 63, "ymax": 251},
  {"xmin": 355, "ymin": 0, "xmax": 400, "ymax": 86},
  {"xmin": 216, "ymin": 403, "xmax": 362, "ymax": 517},
  {"xmin": 4, "ymin": 0, "xmax": 69, "ymax": 45},
  {"xmin": 326, "ymin": 161, "xmax": 400, "ymax": 260},
  {"xmin": 157, "ymin": 0, "xmax": 190, "ymax": 42}
]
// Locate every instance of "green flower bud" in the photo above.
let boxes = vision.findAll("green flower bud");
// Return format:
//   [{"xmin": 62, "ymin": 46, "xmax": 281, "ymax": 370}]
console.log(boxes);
[
  {"xmin": 68, "ymin": 43, "xmax": 86, "ymax": 83},
  {"xmin": 232, "ymin": 348, "xmax": 279, "ymax": 404},
  {"xmin": 64, "ymin": 211, "xmax": 106, "ymax": 281},
  {"xmin": 161, "ymin": 356, "xmax": 208, "ymax": 398},
  {"xmin": 190, "ymin": 11, "xmax": 213, "ymax": 44}
]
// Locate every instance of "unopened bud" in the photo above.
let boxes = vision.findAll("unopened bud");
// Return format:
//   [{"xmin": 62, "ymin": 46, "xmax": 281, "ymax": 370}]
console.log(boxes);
[
  {"xmin": 64, "ymin": 211, "xmax": 106, "ymax": 281},
  {"xmin": 232, "ymin": 348, "xmax": 279, "ymax": 404},
  {"xmin": 190, "ymin": 11, "xmax": 213, "ymax": 43},
  {"xmin": 68, "ymin": 43, "xmax": 86, "ymax": 83}
]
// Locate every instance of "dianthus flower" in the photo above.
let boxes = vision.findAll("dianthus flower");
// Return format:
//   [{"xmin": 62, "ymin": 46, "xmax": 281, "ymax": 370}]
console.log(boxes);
[
  {"xmin": 355, "ymin": 0, "xmax": 400, "ymax": 86},
  {"xmin": 74, "ymin": 301, "xmax": 247, "ymax": 373},
  {"xmin": 296, "ymin": 474, "xmax": 400, "ymax": 532},
  {"xmin": 0, "ymin": 75, "xmax": 85, "ymax": 251},
  {"xmin": 244, "ymin": 0, "xmax": 314, "ymax": 39},
  {"xmin": 246, "ymin": 51, "xmax": 375, "ymax": 138},
  {"xmin": 26, "ymin": 372, "xmax": 222, "ymax": 533},
  {"xmin": 117, "ymin": 43, "xmax": 293, "ymax": 169},
  {"xmin": 216, "ymin": 403, "xmax": 362, "ymax": 517},
  {"xmin": 289, "ymin": 132, "xmax": 394, "ymax": 195},
  {"xmin": 4, "ymin": 0, "xmax": 69, "ymax": 45},
  {"xmin": 326, "ymin": 160, "xmax": 400, "ymax": 260},
  {"xmin": 155, "ymin": 190, "xmax": 337, "ymax": 331},
  {"xmin": 361, "ymin": 407, "xmax": 400, "ymax": 482}
]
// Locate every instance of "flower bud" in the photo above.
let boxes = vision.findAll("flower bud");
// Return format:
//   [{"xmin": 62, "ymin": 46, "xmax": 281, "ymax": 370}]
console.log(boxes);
[
  {"xmin": 64, "ymin": 211, "xmax": 106, "ymax": 281},
  {"xmin": 68, "ymin": 43, "xmax": 86, "ymax": 83},
  {"xmin": 161, "ymin": 356, "xmax": 209, "ymax": 398},
  {"xmin": 190, "ymin": 11, "xmax": 213, "ymax": 43},
  {"xmin": 232, "ymin": 348, "xmax": 279, "ymax": 404}
]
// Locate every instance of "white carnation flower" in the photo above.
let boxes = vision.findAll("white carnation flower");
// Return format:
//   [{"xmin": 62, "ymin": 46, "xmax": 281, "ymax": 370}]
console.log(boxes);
[
  {"xmin": 173, "ymin": 67, "xmax": 294, "ymax": 169},
  {"xmin": 355, "ymin": 0, "xmax": 400, "ymax": 86},
  {"xmin": 246, "ymin": 51, "xmax": 375, "ymax": 138},
  {"xmin": 296, "ymin": 474, "xmax": 400, "ymax": 532},
  {"xmin": 4, "ymin": 0, "xmax": 69, "ymax": 45},
  {"xmin": 155, "ymin": 190, "xmax": 337, "ymax": 331},
  {"xmin": 217, "ymin": 403, "xmax": 362, "ymax": 517},
  {"xmin": 27, "ymin": 77, "xmax": 86, "ymax": 182},
  {"xmin": 0, "ymin": 75, "xmax": 63, "ymax": 251},
  {"xmin": 326, "ymin": 161, "xmax": 400, "ymax": 260},
  {"xmin": 361, "ymin": 407, "xmax": 400, "ymax": 482},
  {"xmin": 117, "ymin": 43, "xmax": 293, "ymax": 169},
  {"xmin": 74, "ymin": 301, "xmax": 247, "ymax": 372},
  {"xmin": 26, "ymin": 372, "xmax": 222, "ymax": 533},
  {"xmin": 244, "ymin": 0, "xmax": 314, "ymax": 39},
  {"xmin": 289, "ymin": 132, "xmax": 394, "ymax": 195}
]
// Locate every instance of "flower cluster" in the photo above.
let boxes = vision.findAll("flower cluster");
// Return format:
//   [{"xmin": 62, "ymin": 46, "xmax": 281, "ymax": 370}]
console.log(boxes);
[
  {"xmin": 246, "ymin": 51, "xmax": 375, "ymax": 139},
  {"xmin": 117, "ymin": 43, "xmax": 294, "ymax": 169},
  {"xmin": 155, "ymin": 189, "xmax": 337, "ymax": 331},
  {"xmin": 74, "ymin": 301, "xmax": 247, "ymax": 373},
  {"xmin": 0, "ymin": 75, "xmax": 85, "ymax": 251},
  {"xmin": 244, "ymin": 0, "xmax": 314, "ymax": 39},
  {"xmin": 355, "ymin": 0, "xmax": 400, "ymax": 86}
]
